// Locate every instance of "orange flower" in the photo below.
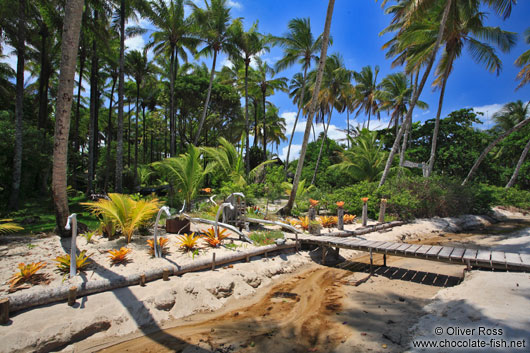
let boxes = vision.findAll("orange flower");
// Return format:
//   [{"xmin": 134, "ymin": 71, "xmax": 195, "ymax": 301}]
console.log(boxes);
[
  {"xmin": 309, "ymin": 199, "xmax": 319, "ymax": 207},
  {"xmin": 361, "ymin": 197, "xmax": 369, "ymax": 203},
  {"xmin": 202, "ymin": 188, "xmax": 212, "ymax": 193},
  {"xmin": 336, "ymin": 201, "xmax": 345, "ymax": 208}
]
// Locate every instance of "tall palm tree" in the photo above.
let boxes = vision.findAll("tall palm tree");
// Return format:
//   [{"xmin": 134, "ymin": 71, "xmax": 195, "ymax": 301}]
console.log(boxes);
[
  {"xmin": 425, "ymin": 0, "xmax": 516, "ymax": 177},
  {"xmin": 311, "ymin": 53, "xmax": 351, "ymax": 185},
  {"xmin": 492, "ymin": 101, "xmax": 530, "ymax": 188},
  {"xmin": 188, "ymin": 0, "xmax": 237, "ymax": 146},
  {"xmin": 254, "ymin": 58, "xmax": 288, "ymax": 161},
  {"xmin": 125, "ymin": 49, "xmax": 155, "ymax": 185},
  {"xmin": 353, "ymin": 65, "xmax": 381, "ymax": 130},
  {"xmin": 283, "ymin": 0, "xmax": 335, "ymax": 215},
  {"xmin": 148, "ymin": 0, "xmax": 198, "ymax": 156},
  {"xmin": 51, "ymin": 0, "xmax": 85, "ymax": 236},
  {"xmin": 515, "ymin": 28, "xmax": 530, "ymax": 89},
  {"xmin": 231, "ymin": 19, "xmax": 269, "ymax": 173},
  {"xmin": 274, "ymin": 17, "xmax": 323, "ymax": 172}
]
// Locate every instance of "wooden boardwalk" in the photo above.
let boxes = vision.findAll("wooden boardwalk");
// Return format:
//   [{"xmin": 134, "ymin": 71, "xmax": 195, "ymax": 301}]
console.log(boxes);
[{"xmin": 294, "ymin": 234, "xmax": 530, "ymax": 271}]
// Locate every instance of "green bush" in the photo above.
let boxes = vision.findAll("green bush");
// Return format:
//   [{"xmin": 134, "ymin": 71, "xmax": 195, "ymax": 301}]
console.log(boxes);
[
  {"xmin": 249, "ymin": 230, "xmax": 284, "ymax": 246},
  {"xmin": 474, "ymin": 184, "xmax": 530, "ymax": 211}
]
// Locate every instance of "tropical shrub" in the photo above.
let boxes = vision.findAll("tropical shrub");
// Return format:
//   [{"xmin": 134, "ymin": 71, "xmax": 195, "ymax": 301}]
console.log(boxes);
[
  {"xmin": 54, "ymin": 251, "xmax": 92, "ymax": 274},
  {"xmin": 249, "ymin": 230, "xmax": 284, "ymax": 246},
  {"xmin": 82, "ymin": 193, "xmax": 161, "ymax": 243},
  {"xmin": 108, "ymin": 247, "xmax": 132, "ymax": 264},
  {"xmin": 343, "ymin": 214, "xmax": 357, "ymax": 224},
  {"xmin": 177, "ymin": 232, "xmax": 200, "ymax": 251},
  {"xmin": 201, "ymin": 227, "xmax": 229, "ymax": 248},
  {"xmin": 147, "ymin": 237, "xmax": 170, "ymax": 255},
  {"xmin": 0, "ymin": 219, "xmax": 23, "ymax": 234},
  {"xmin": 318, "ymin": 216, "xmax": 337, "ymax": 228},
  {"xmin": 8, "ymin": 262, "xmax": 47, "ymax": 289}
]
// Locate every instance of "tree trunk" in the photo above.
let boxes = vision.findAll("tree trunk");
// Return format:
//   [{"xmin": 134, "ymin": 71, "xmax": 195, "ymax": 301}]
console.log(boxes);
[
  {"xmin": 142, "ymin": 104, "xmax": 147, "ymax": 163},
  {"xmin": 127, "ymin": 102, "xmax": 131, "ymax": 168},
  {"xmin": 505, "ymin": 137, "xmax": 530, "ymax": 189},
  {"xmin": 463, "ymin": 118, "xmax": 530, "ymax": 185},
  {"xmin": 379, "ymin": 0, "xmax": 452, "ymax": 187},
  {"xmin": 262, "ymin": 88, "xmax": 267, "ymax": 161},
  {"xmin": 72, "ymin": 29, "xmax": 85, "ymax": 188},
  {"xmin": 311, "ymin": 110, "xmax": 333, "ymax": 185},
  {"xmin": 346, "ymin": 109, "xmax": 350, "ymax": 148},
  {"xmin": 285, "ymin": 65, "xmax": 309, "ymax": 174},
  {"xmin": 426, "ymin": 53, "xmax": 453, "ymax": 177},
  {"xmin": 283, "ymin": 0, "xmax": 335, "ymax": 215},
  {"xmin": 134, "ymin": 84, "xmax": 140, "ymax": 185},
  {"xmin": 253, "ymin": 100, "xmax": 259, "ymax": 147},
  {"xmin": 115, "ymin": 0, "xmax": 125, "ymax": 192},
  {"xmin": 87, "ymin": 12, "xmax": 99, "ymax": 195},
  {"xmin": 399, "ymin": 114, "xmax": 411, "ymax": 167},
  {"xmin": 52, "ymin": 0, "xmax": 85, "ymax": 237},
  {"xmin": 244, "ymin": 59, "xmax": 250, "ymax": 174},
  {"xmin": 169, "ymin": 47, "xmax": 175, "ymax": 156},
  {"xmin": 104, "ymin": 75, "xmax": 116, "ymax": 192},
  {"xmin": 37, "ymin": 25, "xmax": 50, "ymax": 131},
  {"xmin": 194, "ymin": 49, "xmax": 217, "ymax": 146}
]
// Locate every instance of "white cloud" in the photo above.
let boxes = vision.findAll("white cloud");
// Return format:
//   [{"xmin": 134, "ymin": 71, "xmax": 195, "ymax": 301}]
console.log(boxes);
[
  {"xmin": 125, "ymin": 35, "xmax": 145, "ymax": 53},
  {"xmin": 280, "ymin": 144, "xmax": 302, "ymax": 162},
  {"xmin": 469, "ymin": 102, "xmax": 507, "ymax": 129},
  {"xmin": 220, "ymin": 57, "xmax": 233, "ymax": 69},
  {"xmin": 227, "ymin": 0, "xmax": 242, "ymax": 9}
]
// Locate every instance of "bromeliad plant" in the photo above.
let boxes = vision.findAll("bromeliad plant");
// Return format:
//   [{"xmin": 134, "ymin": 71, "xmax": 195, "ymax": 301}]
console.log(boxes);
[
  {"xmin": 147, "ymin": 237, "xmax": 170, "ymax": 256},
  {"xmin": 343, "ymin": 214, "xmax": 357, "ymax": 224},
  {"xmin": 108, "ymin": 247, "xmax": 132, "ymax": 264},
  {"xmin": 8, "ymin": 262, "xmax": 47, "ymax": 289},
  {"xmin": 54, "ymin": 251, "xmax": 92, "ymax": 274},
  {"xmin": 298, "ymin": 216, "xmax": 310, "ymax": 231},
  {"xmin": 82, "ymin": 193, "xmax": 161, "ymax": 243},
  {"xmin": 201, "ymin": 227, "xmax": 229, "ymax": 248},
  {"xmin": 177, "ymin": 232, "xmax": 200, "ymax": 251},
  {"xmin": 0, "ymin": 219, "xmax": 23, "ymax": 234},
  {"xmin": 319, "ymin": 216, "xmax": 337, "ymax": 228}
]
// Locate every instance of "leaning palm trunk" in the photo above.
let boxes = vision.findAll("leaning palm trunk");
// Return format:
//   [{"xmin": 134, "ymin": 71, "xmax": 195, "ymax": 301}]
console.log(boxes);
[
  {"xmin": 311, "ymin": 110, "xmax": 333, "ymax": 185},
  {"xmin": 505, "ymin": 138, "xmax": 530, "ymax": 189},
  {"xmin": 285, "ymin": 66, "xmax": 309, "ymax": 174},
  {"xmin": 399, "ymin": 114, "xmax": 411, "ymax": 167},
  {"xmin": 52, "ymin": 0, "xmax": 85, "ymax": 237},
  {"xmin": 379, "ymin": 0, "xmax": 452, "ymax": 187},
  {"xmin": 194, "ymin": 50, "xmax": 218, "ymax": 146},
  {"xmin": 463, "ymin": 118, "xmax": 530, "ymax": 185},
  {"xmin": 283, "ymin": 0, "xmax": 335, "ymax": 215},
  {"xmin": 426, "ymin": 54, "xmax": 453, "ymax": 177},
  {"xmin": 115, "ymin": 0, "xmax": 125, "ymax": 192}
]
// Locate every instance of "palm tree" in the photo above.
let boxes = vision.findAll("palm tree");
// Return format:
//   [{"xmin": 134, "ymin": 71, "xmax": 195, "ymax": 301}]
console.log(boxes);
[
  {"xmin": 125, "ymin": 49, "xmax": 155, "ymax": 185},
  {"xmin": 231, "ymin": 19, "xmax": 269, "ymax": 173},
  {"xmin": 253, "ymin": 58, "xmax": 288, "ymax": 161},
  {"xmin": 425, "ymin": 0, "xmax": 516, "ymax": 177},
  {"xmin": 148, "ymin": 0, "xmax": 198, "ymax": 156},
  {"xmin": 254, "ymin": 104, "xmax": 287, "ymax": 155},
  {"xmin": 51, "ymin": 0, "xmax": 85, "ymax": 236},
  {"xmin": 311, "ymin": 53, "xmax": 352, "ymax": 185},
  {"xmin": 353, "ymin": 65, "xmax": 381, "ymax": 130},
  {"xmin": 515, "ymin": 28, "xmax": 530, "ymax": 89},
  {"xmin": 283, "ymin": 0, "xmax": 335, "ymax": 215},
  {"xmin": 188, "ymin": 0, "xmax": 238, "ymax": 146},
  {"xmin": 492, "ymin": 101, "xmax": 530, "ymax": 188},
  {"xmin": 274, "ymin": 17, "xmax": 323, "ymax": 172}
]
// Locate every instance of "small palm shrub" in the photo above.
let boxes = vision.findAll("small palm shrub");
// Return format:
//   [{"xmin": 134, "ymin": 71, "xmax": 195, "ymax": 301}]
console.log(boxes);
[
  {"xmin": 54, "ymin": 251, "xmax": 92, "ymax": 274},
  {"xmin": 147, "ymin": 237, "xmax": 170, "ymax": 255},
  {"xmin": 83, "ymin": 193, "xmax": 161, "ymax": 243},
  {"xmin": 0, "ymin": 219, "xmax": 23, "ymax": 234},
  {"xmin": 8, "ymin": 262, "xmax": 47, "ymax": 289},
  {"xmin": 108, "ymin": 247, "xmax": 132, "ymax": 264},
  {"xmin": 177, "ymin": 233, "xmax": 200, "ymax": 251}
]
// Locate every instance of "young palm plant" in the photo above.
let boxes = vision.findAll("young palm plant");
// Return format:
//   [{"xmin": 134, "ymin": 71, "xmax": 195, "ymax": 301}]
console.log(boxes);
[
  {"xmin": 82, "ymin": 193, "xmax": 161, "ymax": 243},
  {"xmin": 0, "ymin": 219, "xmax": 23, "ymax": 234}
]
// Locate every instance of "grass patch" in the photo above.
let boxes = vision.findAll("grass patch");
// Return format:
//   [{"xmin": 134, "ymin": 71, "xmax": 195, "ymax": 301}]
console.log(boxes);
[{"xmin": 249, "ymin": 230, "xmax": 284, "ymax": 246}]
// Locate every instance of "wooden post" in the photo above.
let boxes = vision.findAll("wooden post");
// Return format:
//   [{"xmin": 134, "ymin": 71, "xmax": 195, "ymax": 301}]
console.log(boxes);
[
  {"xmin": 308, "ymin": 206, "xmax": 316, "ymax": 221},
  {"xmin": 68, "ymin": 286, "xmax": 77, "ymax": 306},
  {"xmin": 378, "ymin": 199, "xmax": 387, "ymax": 223},
  {"xmin": 362, "ymin": 201, "xmax": 368, "ymax": 227},
  {"xmin": 337, "ymin": 207, "xmax": 344, "ymax": 230},
  {"xmin": 295, "ymin": 233, "xmax": 299, "ymax": 252},
  {"xmin": 163, "ymin": 268, "xmax": 170, "ymax": 281},
  {"xmin": 321, "ymin": 246, "xmax": 327, "ymax": 265},
  {"xmin": 369, "ymin": 249, "xmax": 373, "ymax": 274},
  {"xmin": 0, "ymin": 298, "xmax": 9, "ymax": 324},
  {"xmin": 383, "ymin": 254, "xmax": 387, "ymax": 267},
  {"xmin": 264, "ymin": 251, "xmax": 268, "ymax": 259},
  {"xmin": 212, "ymin": 253, "xmax": 216, "ymax": 270},
  {"xmin": 245, "ymin": 254, "xmax": 249, "ymax": 262},
  {"xmin": 140, "ymin": 273, "xmax": 146, "ymax": 286}
]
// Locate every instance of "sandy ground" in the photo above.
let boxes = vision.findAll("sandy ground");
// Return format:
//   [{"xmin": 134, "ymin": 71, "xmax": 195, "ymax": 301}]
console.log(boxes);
[{"xmin": 1, "ymin": 207, "xmax": 529, "ymax": 352}]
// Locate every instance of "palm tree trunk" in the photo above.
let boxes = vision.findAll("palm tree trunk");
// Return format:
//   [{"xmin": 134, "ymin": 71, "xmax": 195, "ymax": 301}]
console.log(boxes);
[
  {"xmin": 379, "ymin": 0, "xmax": 452, "ymax": 187},
  {"xmin": 194, "ymin": 49, "xmax": 217, "ymax": 146},
  {"xmin": 52, "ymin": 0, "xmax": 84, "ymax": 237},
  {"xmin": 346, "ymin": 109, "xmax": 350, "ymax": 148},
  {"xmin": 399, "ymin": 114, "xmax": 411, "ymax": 166},
  {"xmin": 169, "ymin": 46, "xmax": 176, "ymax": 156},
  {"xmin": 134, "ymin": 82, "xmax": 140, "ymax": 186},
  {"xmin": 104, "ymin": 76, "xmax": 116, "ymax": 192},
  {"xmin": 8, "ymin": 0, "xmax": 25, "ymax": 210},
  {"xmin": 463, "ymin": 118, "xmax": 530, "ymax": 185},
  {"xmin": 426, "ymin": 53, "xmax": 453, "ymax": 177},
  {"xmin": 127, "ymin": 102, "xmax": 131, "ymax": 167},
  {"xmin": 253, "ymin": 100, "xmax": 259, "ymax": 147},
  {"xmin": 367, "ymin": 110, "xmax": 370, "ymax": 130},
  {"xmin": 262, "ymin": 89, "xmax": 267, "ymax": 161},
  {"xmin": 283, "ymin": 0, "xmax": 335, "ymax": 215},
  {"xmin": 285, "ymin": 65, "xmax": 309, "ymax": 174},
  {"xmin": 142, "ymin": 104, "xmax": 147, "ymax": 163},
  {"xmin": 505, "ymin": 138, "xmax": 530, "ymax": 189},
  {"xmin": 115, "ymin": 0, "xmax": 125, "ymax": 192},
  {"xmin": 244, "ymin": 59, "xmax": 250, "ymax": 174},
  {"xmin": 87, "ymin": 13, "xmax": 98, "ymax": 195},
  {"xmin": 311, "ymin": 110, "xmax": 333, "ymax": 185},
  {"xmin": 37, "ymin": 26, "xmax": 50, "ymax": 130}
]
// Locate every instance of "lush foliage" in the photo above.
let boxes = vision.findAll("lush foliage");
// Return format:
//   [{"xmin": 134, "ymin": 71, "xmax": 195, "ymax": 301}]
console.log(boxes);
[
  {"xmin": 0, "ymin": 219, "xmax": 23, "ymax": 234},
  {"xmin": 249, "ymin": 230, "xmax": 284, "ymax": 245}
]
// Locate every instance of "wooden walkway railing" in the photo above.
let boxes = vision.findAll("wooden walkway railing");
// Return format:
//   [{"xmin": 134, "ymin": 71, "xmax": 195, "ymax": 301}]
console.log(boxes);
[{"xmin": 294, "ymin": 234, "xmax": 530, "ymax": 271}]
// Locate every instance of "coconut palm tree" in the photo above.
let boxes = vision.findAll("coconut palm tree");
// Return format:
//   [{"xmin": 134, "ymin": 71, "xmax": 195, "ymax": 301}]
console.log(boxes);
[
  {"xmin": 274, "ymin": 17, "xmax": 323, "ymax": 172},
  {"xmin": 51, "ymin": 0, "xmax": 85, "ymax": 236},
  {"xmin": 515, "ymin": 28, "xmax": 530, "ymax": 89},
  {"xmin": 231, "ymin": 19, "xmax": 269, "ymax": 173},
  {"xmin": 148, "ymin": 0, "xmax": 198, "ymax": 156},
  {"xmin": 283, "ymin": 0, "xmax": 335, "ymax": 215},
  {"xmin": 188, "ymin": 0, "xmax": 238, "ymax": 146},
  {"xmin": 352, "ymin": 65, "xmax": 381, "ymax": 130}
]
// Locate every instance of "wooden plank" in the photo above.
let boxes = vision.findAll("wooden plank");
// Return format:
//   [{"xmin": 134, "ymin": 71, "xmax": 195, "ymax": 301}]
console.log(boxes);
[
  {"xmin": 395, "ymin": 243, "xmax": 413, "ymax": 252},
  {"xmin": 385, "ymin": 243, "xmax": 403, "ymax": 252},
  {"xmin": 414, "ymin": 245, "xmax": 433, "ymax": 256},
  {"xmin": 490, "ymin": 251, "xmax": 506, "ymax": 266},
  {"xmin": 519, "ymin": 253, "xmax": 530, "ymax": 266},
  {"xmin": 375, "ymin": 242, "xmax": 395, "ymax": 250},
  {"xmin": 404, "ymin": 244, "xmax": 422, "ymax": 255},
  {"xmin": 437, "ymin": 247, "xmax": 454, "ymax": 260},
  {"xmin": 505, "ymin": 252, "xmax": 523, "ymax": 267},
  {"xmin": 361, "ymin": 241, "xmax": 381, "ymax": 249},
  {"xmin": 450, "ymin": 248, "xmax": 465, "ymax": 262},
  {"xmin": 463, "ymin": 248, "xmax": 478, "ymax": 262},
  {"xmin": 475, "ymin": 250, "xmax": 491, "ymax": 263},
  {"xmin": 426, "ymin": 246, "xmax": 443, "ymax": 257},
  {"xmin": 369, "ymin": 241, "xmax": 388, "ymax": 249}
]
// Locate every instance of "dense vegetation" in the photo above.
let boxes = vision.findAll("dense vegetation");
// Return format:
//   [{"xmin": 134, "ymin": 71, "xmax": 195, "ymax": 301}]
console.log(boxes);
[{"xmin": 0, "ymin": 0, "xmax": 529, "ymax": 235}]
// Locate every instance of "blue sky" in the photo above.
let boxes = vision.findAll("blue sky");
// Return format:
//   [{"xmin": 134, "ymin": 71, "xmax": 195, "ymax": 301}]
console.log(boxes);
[{"xmin": 2, "ymin": 0, "xmax": 529, "ymax": 161}]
